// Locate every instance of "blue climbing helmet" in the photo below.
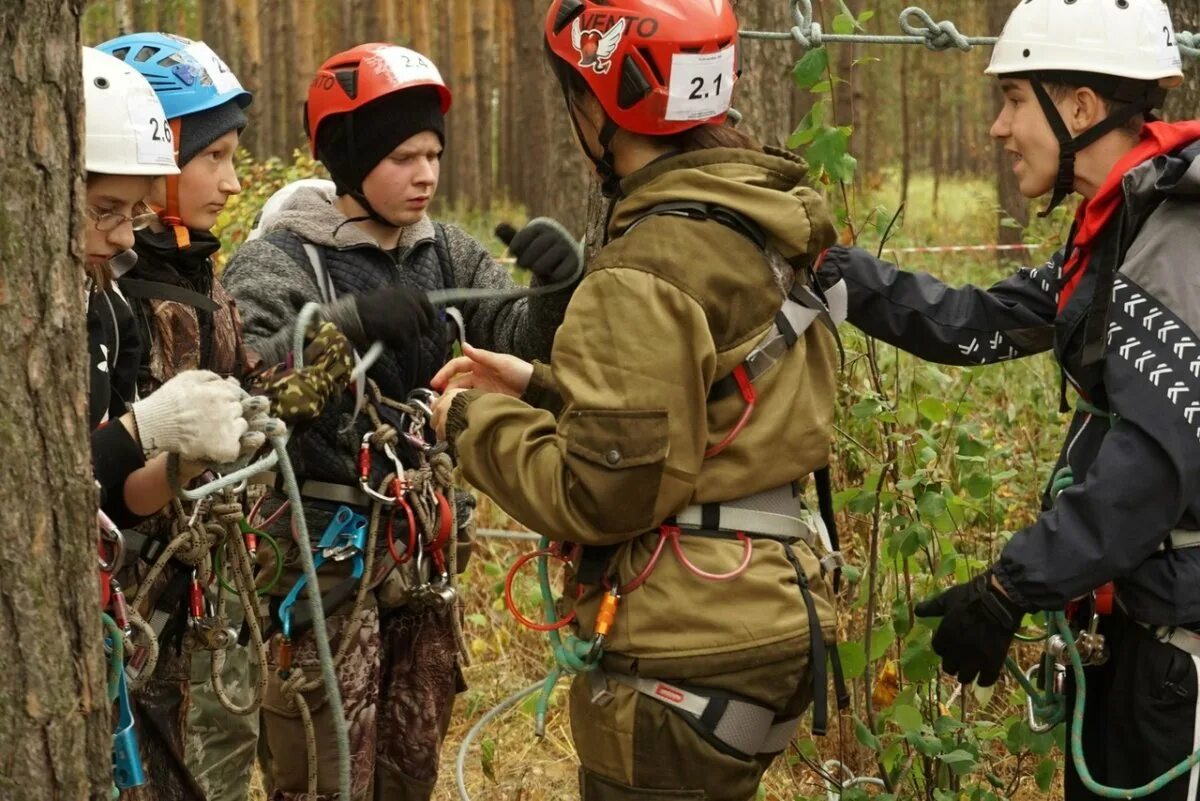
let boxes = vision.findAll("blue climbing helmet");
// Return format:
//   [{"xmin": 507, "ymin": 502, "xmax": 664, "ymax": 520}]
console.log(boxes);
[
  {"xmin": 97, "ymin": 33, "xmax": 252, "ymax": 248},
  {"xmin": 96, "ymin": 33, "xmax": 252, "ymax": 120}
]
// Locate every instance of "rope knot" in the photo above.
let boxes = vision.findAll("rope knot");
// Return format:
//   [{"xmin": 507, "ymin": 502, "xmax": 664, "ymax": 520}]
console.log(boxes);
[
  {"xmin": 900, "ymin": 7, "xmax": 971, "ymax": 51},
  {"xmin": 789, "ymin": 0, "xmax": 821, "ymax": 49},
  {"xmin": 1180, "ymin": 31, "xmax": 1199, "ymax": 60}
]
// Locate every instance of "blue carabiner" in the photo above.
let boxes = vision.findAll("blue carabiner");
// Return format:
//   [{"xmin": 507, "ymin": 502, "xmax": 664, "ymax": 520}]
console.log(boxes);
[
  {"xmin": 277, "ymin": 506, "xmax": 367, "ymax": 638},
  {"xmin": 112, "ymin": 668, "xmax": 145, "ymax": 789}
]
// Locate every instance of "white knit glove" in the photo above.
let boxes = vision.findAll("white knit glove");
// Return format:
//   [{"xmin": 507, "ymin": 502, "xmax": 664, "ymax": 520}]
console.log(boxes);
[{"xmin": 133, "ymin": 371, "xmax": 248, "ymax": 464}]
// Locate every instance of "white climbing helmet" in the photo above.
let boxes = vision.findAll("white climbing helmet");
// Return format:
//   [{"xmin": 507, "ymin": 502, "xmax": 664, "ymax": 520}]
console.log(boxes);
[
  {"xmin": 82, "ymin": 47, "xmax": 179, "ymax": 176},
  {"xmin": 986, "ymin": 0, "xmax": 1183, "ymax": 87}
]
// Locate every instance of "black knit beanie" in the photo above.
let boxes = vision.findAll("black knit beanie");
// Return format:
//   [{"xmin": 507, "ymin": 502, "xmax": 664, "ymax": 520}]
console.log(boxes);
[
  {"xmin": 315, "ymin": 86, "xmax": 446, "ymax": 193},
  {"xmin": 178, "ymin": 99, "xmax": 248, "ymax": 167}
]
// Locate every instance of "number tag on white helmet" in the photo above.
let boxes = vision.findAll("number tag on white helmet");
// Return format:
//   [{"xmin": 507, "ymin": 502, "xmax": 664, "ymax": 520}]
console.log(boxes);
[
  {"xmin": 665, "ymin": 45, "xmax": 735, "ymax": 122},
  {"xmin": 129, "ymin": 94, "xmax": 177, "ymax": 168},
  {"xmin": 373, "ymin": 47, "xmax": 445, "ymax": 88},
  {"xmin": 1152, "ymin": 1, "xmax": 1183, "ymax": 71},
  {"xmin": 182, "ymin": 41, "xmax": 243, "ymax": 96}
]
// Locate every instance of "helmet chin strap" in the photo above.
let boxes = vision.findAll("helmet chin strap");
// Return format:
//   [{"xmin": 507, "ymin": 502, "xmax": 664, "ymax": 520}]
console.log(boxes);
[
  {"xmin": 1028, "ymin": 77, "xmax": 1148, "ymax": 217},
  {"xmin": 563, "ymin": 90, "xmax": 623, "ymax": 198},
  {"xmin": 157, "ymin": 118, "xmax": 192, "ymax": 249},
  {"xmin": 346, "ymin": 187, "xmax": 403, "ymax": 229}
]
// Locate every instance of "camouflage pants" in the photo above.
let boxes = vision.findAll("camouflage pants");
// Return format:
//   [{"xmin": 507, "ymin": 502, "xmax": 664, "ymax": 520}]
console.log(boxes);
[
  {"xmin": 260, "ymin": 603, "xmax": 463, "ymax": 801},
  {"xmin": 124, "ymin": 588, "xmax": 261, "ymax": 801},
  {"xmin": 186, "ymin": 592, "xmax": 261, "ymax": 801}
]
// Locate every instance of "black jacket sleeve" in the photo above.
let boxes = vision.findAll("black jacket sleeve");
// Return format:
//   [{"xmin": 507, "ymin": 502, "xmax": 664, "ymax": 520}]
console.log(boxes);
[
  {"xmin": 818, "ymin": 245, "xmax": 1060, "ymax": 365},
  {"xmin": 994, "ymin": 272, "xmax": 1200, "ymax": 610},
  {"xmin": 92, "ymin": 421, "xmax": 146, "ymax": 529}
]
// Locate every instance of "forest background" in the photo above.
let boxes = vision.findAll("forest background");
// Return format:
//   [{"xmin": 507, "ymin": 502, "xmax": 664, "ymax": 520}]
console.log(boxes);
[{"xmin": 3, "ymin": 1, "xmax": 1198, "ymax": 799}]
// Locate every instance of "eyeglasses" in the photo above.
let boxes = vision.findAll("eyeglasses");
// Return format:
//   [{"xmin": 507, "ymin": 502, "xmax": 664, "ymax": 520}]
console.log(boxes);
[{"xmin": 85, "ymin": 202, "xmax": 158, "ymax": 233}]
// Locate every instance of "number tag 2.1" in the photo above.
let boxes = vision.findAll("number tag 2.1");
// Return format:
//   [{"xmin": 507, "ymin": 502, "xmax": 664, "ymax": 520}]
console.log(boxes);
[{"xmin": 664, "ymin": 45, "xmax": 736, "ymax": 122}]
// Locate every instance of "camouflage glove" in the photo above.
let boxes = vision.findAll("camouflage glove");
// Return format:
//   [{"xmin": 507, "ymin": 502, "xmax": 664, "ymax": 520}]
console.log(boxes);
[{"xmin": 251, "ymin": 320, "xmax": 355, "ymax": 424}]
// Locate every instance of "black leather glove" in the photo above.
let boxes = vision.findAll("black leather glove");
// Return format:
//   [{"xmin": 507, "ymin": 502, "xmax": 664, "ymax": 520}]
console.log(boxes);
[
  {"xmin": 497, "ymin": 217, "xmax": 583, "ymax": 284},
  {"xmin": 354, "ymin": 286, "xmax": 437, "ymax": 350},
  {"xmin": 914, "ymin": 571, "xmax": 1025, "ymax": 686}
]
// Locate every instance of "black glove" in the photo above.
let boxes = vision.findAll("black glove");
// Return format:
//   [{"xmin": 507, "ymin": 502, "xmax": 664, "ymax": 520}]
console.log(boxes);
[
  {"xmin": 354, "ymin": 286, "xmax": 437, "ymax": 350},
  {"xmin": 498, "ymin": 217, "xmax": 583, "ymax": 284},
  {"xmin": 914, "ymin": 571, "xmax": 1025, "ymax": 687}
]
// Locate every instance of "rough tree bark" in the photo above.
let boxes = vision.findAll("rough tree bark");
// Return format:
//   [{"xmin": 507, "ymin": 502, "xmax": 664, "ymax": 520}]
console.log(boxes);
[
  {"xmin": 0, "ymin": 2, "xmax": 110, "ymax": 799},
  {"xmin": 1166, "ymin": 1, "xmax": 1199, "ymax": 121}
]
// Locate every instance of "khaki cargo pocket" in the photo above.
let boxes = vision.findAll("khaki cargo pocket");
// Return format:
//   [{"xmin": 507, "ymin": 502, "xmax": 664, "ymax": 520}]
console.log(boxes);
[{"xmin": 564, "ymin": 409, "xmax": 670, "ymax": 535}]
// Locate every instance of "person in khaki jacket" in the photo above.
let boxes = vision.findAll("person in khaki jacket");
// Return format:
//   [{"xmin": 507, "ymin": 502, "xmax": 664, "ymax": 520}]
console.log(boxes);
[{"xmin": 431, "ymin": 1, "xmax": 843, "ymax": 798}]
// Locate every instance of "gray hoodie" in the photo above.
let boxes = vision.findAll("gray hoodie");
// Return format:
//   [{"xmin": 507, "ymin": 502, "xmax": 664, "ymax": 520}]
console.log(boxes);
[{"xmin": 223, "ymin": 182, "xmax": 572, "ymax": 484}]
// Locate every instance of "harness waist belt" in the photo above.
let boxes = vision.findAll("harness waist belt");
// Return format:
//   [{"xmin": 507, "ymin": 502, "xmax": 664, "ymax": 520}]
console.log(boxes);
[
  {"xmin": 606, "ymin": 672, "xmax": 800, "ymax": 757},
  {"xmin": 1166, "ymin": 529, "xmax": 1200, "ymax": 551},
  {"xmin": 251, "ymin": 472, "xmax": 372, "ymax": 509},
  {"xmin": 674, "ymin": 483, "xmax": 830, "ymax": 550}
]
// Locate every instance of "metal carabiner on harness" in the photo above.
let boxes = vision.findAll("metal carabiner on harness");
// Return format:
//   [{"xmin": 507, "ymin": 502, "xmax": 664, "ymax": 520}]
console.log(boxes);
[
  {"xmin": 97, "ymin": 510, "xmax": 126, "ymax": 575},
  {"xmin": 358, "ymin": 432, "xmax": 399, "ymax": 505}
]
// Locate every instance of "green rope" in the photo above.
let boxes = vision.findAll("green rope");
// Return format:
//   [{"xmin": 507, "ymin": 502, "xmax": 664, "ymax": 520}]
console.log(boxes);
[
  {"xmin": 211, "ymin": 524, "xmax": 283, "ymax": 596},
  {"xmin": 1046, "ymin": 612, "xmax": 1200, "ymax": 797},
  {"xmin": 102, "ymin": 612, "xmax": 123, "ymax": 703},
  {"xmin": 737, "ymin": 0, "xmax": 1200, "ymax": 62},
  {"xmin": 531, "ymin": 536, "xmax": 601, "ymax": 735}
]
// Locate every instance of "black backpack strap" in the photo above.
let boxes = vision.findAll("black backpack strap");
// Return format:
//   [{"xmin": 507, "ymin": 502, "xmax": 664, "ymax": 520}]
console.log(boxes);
[
  {"xmin": 623, "ymin": 201, "xmax": 767, "ymax": 252},
  {"xmin": 118, "ymin": 278, "xmax": 220, "ymax": 312}
]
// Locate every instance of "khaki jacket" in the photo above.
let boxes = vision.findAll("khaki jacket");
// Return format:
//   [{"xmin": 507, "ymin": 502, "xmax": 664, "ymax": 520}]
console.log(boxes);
[{"xmin": 448, "ymin": 147, "xmax": 840, "ymax": 668}]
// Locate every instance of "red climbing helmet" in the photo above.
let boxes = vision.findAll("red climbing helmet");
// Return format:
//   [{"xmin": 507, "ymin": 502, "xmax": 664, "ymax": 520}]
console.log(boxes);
[
  {"xmin": 305, "ymin": 43, "xmax": 452, "ymax": 156},
  {"xmin": 543, "ymin": 0, "xmax": 740, "ymax": 137}
]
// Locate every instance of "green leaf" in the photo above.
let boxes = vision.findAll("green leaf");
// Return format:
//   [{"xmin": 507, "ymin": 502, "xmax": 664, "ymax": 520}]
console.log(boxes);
[
  {"xmin": 848, "ymin": 492, "xmax": 879, "ymax": 515},
  {"xmin": 480, "ymin": 737, "xmax": 497, "ymax": 781},
  {"xmin": 794, "ymin": 737, "xmax": 819, "ymax": 760},
  {"xmin": 838, "ymin": 641, "xmax": 868, "ymax": 680},
  {"xmin": 891, "ymin": 704, "xmax": 923, "ymax": 733},
  {"xmin": 466, "ymin": 613, "xmax": 487, "ymax": 627},
  {"xmin": 792, "ymin": 48, "xmax": 829, "ymax": 90},
  {"xmin": 832, "ymin": 488, "xmax": 861, "ymax": 512},
  {"xmin": 918, "ymin": 397, "xmax": 947, "ymax": 423},
  {"xmin": 857, "ymin": 9, "xmax": 876, "ymax": 25},
  {"xmin": 906, "ymin": 730, "xmax": 943, "ymax": 756},
  {"xmin": 957, "ymin": 431, "xmax": 990, "ymax": 458},
  {"xmin": 811, "ymin": 79, "xmax": 833, "ymax": 94},
  {"xmin": 1036, "ymin": 757, "xmax": 1057, "ymax": 791},
  {"xmin": 900, "ymin": 639, "xmax": 941, "ymax": 682},
  {"xmin": 854, "ymin": 716, "xmax": 881, "ymax": 751},
  {"xmin": 832, "ymin": 13, "xmax": 855, "ymax": 34},
  {"xmin": 892, "ymin": 598, "xmax": 913, "ymax": 637},
  {"xmin": 965, "ymin": 473, "xmax": 993, "ymax": 499},
  {"xmin": 916, "ymin": 490, "xmax": 947, "ymax": 520},
  {"xmin": 850, "ymin": 397, "xmax": 882, "ymax": 418},
  {"xmin": 1005, "ymin": 719, "xmax": 1031, "ymax": 753},
  {"xmin": 940, "ymin": 749, "xmax": 978, "ymax": 775},
  {"xmin": 870, "ymin": 621, "xmax": 895, "ymax": 660}
]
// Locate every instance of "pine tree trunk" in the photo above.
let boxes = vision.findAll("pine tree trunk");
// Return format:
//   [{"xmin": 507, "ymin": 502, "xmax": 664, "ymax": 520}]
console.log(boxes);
[
  {"xmin": 1166, "ymin": 1, "xmax": 1199, "ymax": 121},
  {"xmin": 730, "ymin": 0, "xmax": 804, "ymax": 147},
  {"xmin": 447, "ymin": 0, "xmax": 482, "ymax": 210},
  {"xmin": 988, "ymin": 0, "xmax": 1029, "ymax": 256},
  {"xmin": 0, "ymin": 3, "xmax": 110, "ymax": 799},
  {"xmin": 473, "ymin": 0, "xmax": 495, "ymax": 211}
]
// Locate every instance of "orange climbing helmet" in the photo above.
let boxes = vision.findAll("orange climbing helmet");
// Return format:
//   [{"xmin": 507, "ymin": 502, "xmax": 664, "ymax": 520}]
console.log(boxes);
[
  {"xmin": 543, "ymin": 0, "xmax": 740, "ymax": 137},
  {"xmin": 305, "ymin": 43, "xmax": 452, "ymax": 157}
]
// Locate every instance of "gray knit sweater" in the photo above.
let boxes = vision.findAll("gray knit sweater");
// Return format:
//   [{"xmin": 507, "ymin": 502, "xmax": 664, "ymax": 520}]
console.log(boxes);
[
  {"xmin": 223, "ymin": 182, "xmax": 573, "ymax": 484},
  {"xmin": 224, "ymin": 182, "xmax": 568, "ymax": 367}
]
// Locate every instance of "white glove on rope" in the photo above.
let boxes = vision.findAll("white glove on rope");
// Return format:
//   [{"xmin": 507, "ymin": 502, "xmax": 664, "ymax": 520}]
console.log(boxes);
[{"xmin": 133, "ymin": 371, "xmax": 250, "ymax": 464}]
